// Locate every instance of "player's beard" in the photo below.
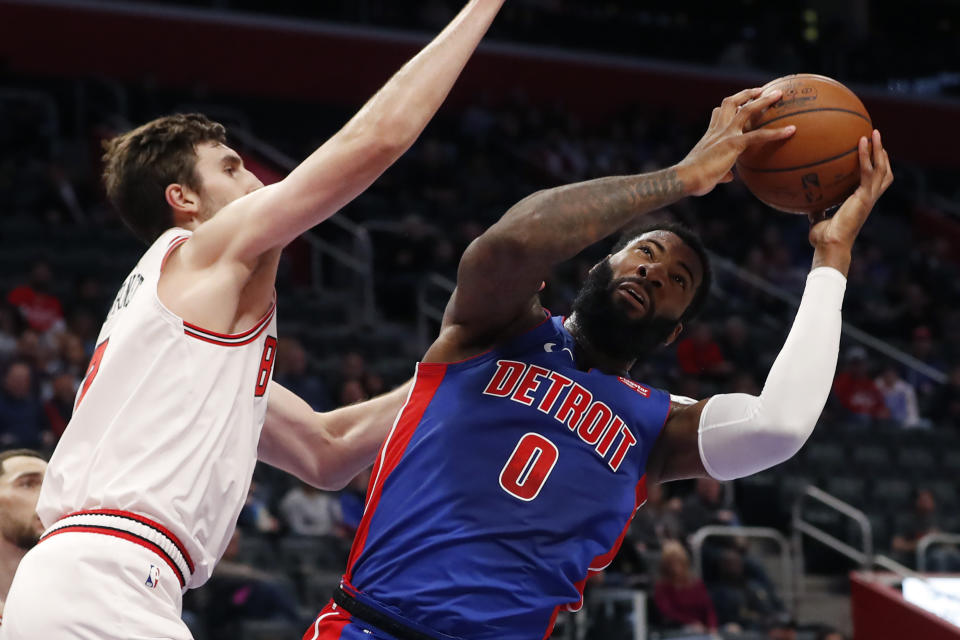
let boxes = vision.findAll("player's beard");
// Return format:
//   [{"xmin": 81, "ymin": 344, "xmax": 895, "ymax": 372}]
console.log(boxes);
[
  {"xmin": 0, "ymin": 518, "xmax": 42, "ymax": 551},
  {"xmin": 571, "ymin": 257, "xmax": 680, "ymax": 363}
]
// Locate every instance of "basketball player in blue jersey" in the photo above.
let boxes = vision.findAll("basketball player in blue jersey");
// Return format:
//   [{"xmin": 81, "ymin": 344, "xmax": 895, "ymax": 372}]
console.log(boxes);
[{"xmin": 304, "ymin": 89, "xmax": 893, "ymax": 640}]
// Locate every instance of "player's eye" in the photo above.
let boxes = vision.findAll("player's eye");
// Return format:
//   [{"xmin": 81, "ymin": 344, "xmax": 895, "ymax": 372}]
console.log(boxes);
[
  {"xmin": 638, "ymin": 246, "xmax": 653, "ymax": 257},
  {"xmin": 673, "ymin": 274, "xmax": 687, "ymax": 289}
]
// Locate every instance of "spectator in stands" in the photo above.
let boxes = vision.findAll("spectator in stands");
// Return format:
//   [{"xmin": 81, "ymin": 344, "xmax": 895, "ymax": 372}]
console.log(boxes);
[
  {"xmin": 339, "ymin": 379, "xmax": 369, "ymax": 406},
  {"xmin": 675, "ymin": 323, "xmax": 733, "ymax": 380},
  {"xmin": 652, "ymin": 540, "xmax": 718, "ymax": 635},
  {"xmin": 198, "ymin": 529, "xmax": 303, "ymax": 640},
  {"xmin": 708, "ymin": 547, "xmax": 785, "ymax": 631},
  {"xmin": 831, "ymin": 347, "xmax": 890, "ymax": 424},
  {"xmin": 0, "ymin": 362, "xmax": 46, "ymax": 449},
  {"xmin": 237, "ymin": 480, "xmax": 280, "ymax": 535},
  {"xmin": 630, "ymin": 481, "xmax": 683, "ymax": 551},
  {"xmin": 42, "ymin": 372, "xmax": 75, "ymax": 442},
  {"xmin": 816, "ymin": 629, "xmax": 846, "ymax": 640},
  {"xmin": 905, "ymin": 326, "xmax": 946, "ymax": 413},
  {"xmin": 273, "ymin": 337, "xmax": 332, "ymax": 412},
  {"xmin": 892, "ymin": 488, "xmax": 960, "ymax": 571},
  {"xmin": 875, "ymin": 365, "xmax": 922, "ymax": 428},
  {"xmin": 6, "ymin": 261, "xmax": 64, "ymax": 336},
  {"xmin": 278, "ymin": 481, "xmax": 344, "ymax": 538},
  {"xmin": 681, "ymin": 477, "xmax": 739, "ymax": 534}
]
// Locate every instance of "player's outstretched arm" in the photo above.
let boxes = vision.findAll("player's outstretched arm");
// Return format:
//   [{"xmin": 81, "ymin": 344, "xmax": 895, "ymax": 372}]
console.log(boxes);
[
  {"xmin": 647, "ymin": 131, "xmax": 893, "ymax": 483},
  {"xmin": 258, "ymin": 380, "xmax": 412, "ymax": 490},
  {"xmin": 428, "ymin": 88, "xmax": 793, "ymax": 362},
  {"xmin": 183, "ymin": 0, "xmax": 505, "ymax": 271}
]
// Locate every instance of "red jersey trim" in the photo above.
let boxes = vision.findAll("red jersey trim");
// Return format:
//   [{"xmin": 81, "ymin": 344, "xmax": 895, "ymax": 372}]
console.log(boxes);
[
  {"xmin": 182, "ymin": 298, "xmax": 276, "ymax": 346},
  {"xmin": 160, "ymin": 235, "xmax": 190, "ymax": 273},
  {"xmin": 41, "ymin": 526, "xmax": 186, "ymax": 587},
  {"xmin": 344, "ymin": 364, "xmax": 445, "ymax": 579},
  {"xmin": 59, "ymin": 508, "xmax": 195, "ymax": 573}
]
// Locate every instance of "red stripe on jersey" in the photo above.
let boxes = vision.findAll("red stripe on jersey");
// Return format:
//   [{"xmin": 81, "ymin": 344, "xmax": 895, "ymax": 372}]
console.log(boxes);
[
  {"xmin": 303, "ymin": 600, "xmax": 351, "ymax": 640},
  {"xmin": 61, "ymin": 508, "xmax": 195, "ymax": 573},
  {"xmin": 344, "ymin": 364, "xmax": 445, "ymax": 580},
  {"xmin": 542, "ymin": 604, "xmax": 562, "ymax": 640},
  {"xmin": 41, "ymin": 526, "xmax": 186, "ymax": 586},
  {"xmin": 160, "ymin": 235, "xmax": 190, "ymax": 272},
  {"xmin": 182, "ymin": 297, "xmax": 276, "ymax": 346},
  {"xmin": 562, "ymin": 475, "xmax": 649, "ymax": 614}
]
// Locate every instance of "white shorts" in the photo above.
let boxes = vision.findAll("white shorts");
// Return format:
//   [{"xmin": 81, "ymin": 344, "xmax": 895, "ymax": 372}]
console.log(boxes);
[{"xmin": 1, "ymin": 531, "xmax": 192, "ymax": 639}]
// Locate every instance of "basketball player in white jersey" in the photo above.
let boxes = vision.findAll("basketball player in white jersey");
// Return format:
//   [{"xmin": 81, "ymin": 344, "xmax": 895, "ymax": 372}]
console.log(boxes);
[
  {"xmin": 0, "ymin": 450, "xmax": 46, "ymax": 627},
  {"xmin": 1, "ymin": 2, "xmax": 506, "ymax": 637}
]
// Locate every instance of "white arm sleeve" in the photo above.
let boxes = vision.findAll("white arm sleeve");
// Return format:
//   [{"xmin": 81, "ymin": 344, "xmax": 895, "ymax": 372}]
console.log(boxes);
[{"xmin": 697, "ymin": 266, "xmax": 847, "ymax": 481}]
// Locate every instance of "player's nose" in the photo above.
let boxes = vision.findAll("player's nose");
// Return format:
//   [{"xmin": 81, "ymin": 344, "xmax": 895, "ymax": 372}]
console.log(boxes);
[{"xmin": 637, "ymin": 263, "xmax": 665, "ymax": 288}]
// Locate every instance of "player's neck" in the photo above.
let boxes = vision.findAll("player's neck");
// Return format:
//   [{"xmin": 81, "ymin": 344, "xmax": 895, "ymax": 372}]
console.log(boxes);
[
  {"xmin": 564, "ymin": 314, "xmax": 635, "ymax": 377},
  {"xmin": 0, "ymin": 539, "xmax": 27, "ymax": 610}
]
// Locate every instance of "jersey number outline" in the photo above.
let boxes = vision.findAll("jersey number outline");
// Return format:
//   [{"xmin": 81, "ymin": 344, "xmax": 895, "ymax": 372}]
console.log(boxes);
[
  {"xmin": 498, "ymin": 432, "xmax": 559, "ymax": 501},
  {"xmin": 75, "ymin": 338, "xmax": 109, "ymax": 410},
  {"xmin": 254, "ymin": 336, "xmax": 278, "ymax": 397}
]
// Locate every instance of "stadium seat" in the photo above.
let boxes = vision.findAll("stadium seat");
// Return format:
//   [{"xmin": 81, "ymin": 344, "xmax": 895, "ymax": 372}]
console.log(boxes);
[
  {"xmin": 824, "ymin": 476, "xmax": 867, "ymax": 508},
  {"xmin": 870, "ymin": 478, "xmax": 913, "ymax": 510},
  {"xmin": 896, "ymin": 447, "xmax": 937, "ymax": 473},
  {"xmin": 851, "ymin": 444, "xmax": 891, "ymax": 471}
]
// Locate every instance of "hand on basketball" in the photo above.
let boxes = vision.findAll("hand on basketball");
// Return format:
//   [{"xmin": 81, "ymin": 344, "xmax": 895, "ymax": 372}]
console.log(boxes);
[
  {"xmin": 808, "ymin": 129, "xmax": 892, "ymax": 273},
  {"xmin": 677, "ymin": 87, "xmax": 796, "ymax": 197},
  {"xmin": 808, "ymin": 129, "xmax": 892, "ymax": 249}
]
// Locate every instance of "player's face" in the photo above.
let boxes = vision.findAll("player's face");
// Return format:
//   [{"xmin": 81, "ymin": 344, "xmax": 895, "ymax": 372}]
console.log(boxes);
[
  {"xmin": 192, "ymin": 142, "xmax": 264, "ymax": 221},
  {"xmin": 0, "ymin": 457, "xmax": 47, "ymax": 550},
  {"xmin": 607, "ymin": 231, "xmax": 702, "ymax": 323},
  {"xmin": 571, "ymin": 231, "xmax": 703, "ymax": 362}
]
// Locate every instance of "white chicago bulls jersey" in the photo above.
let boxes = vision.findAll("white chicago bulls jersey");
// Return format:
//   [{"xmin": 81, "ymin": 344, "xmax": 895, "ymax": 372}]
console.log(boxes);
[{"xmin": 37, "ymin": 228, "xmax": 278, "ymax": 587}]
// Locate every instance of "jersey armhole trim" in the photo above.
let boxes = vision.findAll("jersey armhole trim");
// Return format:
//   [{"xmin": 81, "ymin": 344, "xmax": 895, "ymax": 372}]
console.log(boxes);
[{"xmin": 182, "ymin": 297, "xmax": 277, "ymax": 346}]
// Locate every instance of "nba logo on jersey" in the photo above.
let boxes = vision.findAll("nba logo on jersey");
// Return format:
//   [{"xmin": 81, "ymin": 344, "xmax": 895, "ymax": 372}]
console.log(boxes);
[
  {"xmin": 145, "ymin": 565, "xmax": 160, "ymax": 589},
  {"xmin": 617, "ymin": 376, "xmax": 651, "ymax": 398}
]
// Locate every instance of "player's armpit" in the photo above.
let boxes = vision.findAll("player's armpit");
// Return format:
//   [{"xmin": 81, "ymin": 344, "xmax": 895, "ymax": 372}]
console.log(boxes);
[{"xmin": 646, "ymin": 400, "xmax": 710, "ymax": 484}]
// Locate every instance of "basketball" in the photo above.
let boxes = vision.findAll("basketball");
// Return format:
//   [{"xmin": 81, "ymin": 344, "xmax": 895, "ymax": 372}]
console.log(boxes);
[{"xmin": 736, "ymin": 73, "xmax": 873, "ymax": 214}]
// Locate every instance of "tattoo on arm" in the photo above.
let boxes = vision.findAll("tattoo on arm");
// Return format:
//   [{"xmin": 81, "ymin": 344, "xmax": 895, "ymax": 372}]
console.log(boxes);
[{"xmin": 495, "ymin": 167, "xmax": 687, "ymax": 263}]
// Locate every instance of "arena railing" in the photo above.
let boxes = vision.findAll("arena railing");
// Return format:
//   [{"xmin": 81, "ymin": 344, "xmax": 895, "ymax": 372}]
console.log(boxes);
[
  {"xmin": 229, "ymin": 127, "xmax": 377, "ymax": 327},
  {"xmin": 917, "ymin": 533, "xmax": 960, "ymax": 573},
  {"xmin": 791, "ymin": 485, "xmax": 927, "ymax": 605},
  {"xmin": 708, "ymin": 252, "xmax": 947, "ymax": 385},
  {"xmin": 416, "ymin": 273, "xmax": 456, "ymax": 355},
  {"xmin": 689, "ymin": 525, "xmax": 793, "ymax": 616}
]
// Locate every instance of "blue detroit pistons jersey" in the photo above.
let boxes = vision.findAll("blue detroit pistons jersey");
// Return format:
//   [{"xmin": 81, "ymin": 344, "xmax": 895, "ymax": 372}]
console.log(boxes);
[{"xmin": 342, "ymin": 314, "xmax": 670, "ymax": 640}]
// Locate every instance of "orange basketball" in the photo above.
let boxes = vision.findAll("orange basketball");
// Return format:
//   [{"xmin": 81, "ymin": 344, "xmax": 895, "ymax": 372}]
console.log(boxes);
[{"xmin": 735, "ymin": 74, "xmax": 873, "ymax": 214}]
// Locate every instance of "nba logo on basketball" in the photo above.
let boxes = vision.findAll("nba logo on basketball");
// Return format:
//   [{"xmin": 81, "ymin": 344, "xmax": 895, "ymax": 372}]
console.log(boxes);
[{"xmin": 145, "ymin": 565, "xmax": 161, "ymax": 589}]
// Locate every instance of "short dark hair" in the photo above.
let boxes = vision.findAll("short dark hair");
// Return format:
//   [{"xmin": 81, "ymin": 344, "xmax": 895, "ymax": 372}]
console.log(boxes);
[
  {"xmin": 611, "ymin": 221, "xmax": 712, "ymax": 322},
  {"xmin": 102, "ymin": 113, "xmax": 227, "ymax": 244},
  {"xmin": 0, "ymin": 449, "xmax": 45, "ymax": 477}
]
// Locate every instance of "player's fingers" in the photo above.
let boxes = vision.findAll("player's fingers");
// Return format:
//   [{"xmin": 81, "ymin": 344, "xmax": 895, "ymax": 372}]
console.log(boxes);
[
  {"xmin": 871, "ymin": 129, "xmax": 884, "ymax": 168},
  {"xmin": 719, "ymin": 171, "xmax": 734, "ymax": 184},
  {"xmin": 858, "ymin": 136, "xmax": 873, "ymax": 177},
  {"xmin": 709, "ymin": 107, "xmax": 721, "ymax": 129},
  {"xmin": 737, "ymin": 89, "xmax": 783, "ymax": 125},
  {"xmin": 743, "ymin": 125, "xmax": 795, "ymax": 146},
  {"xmin": 720, "ymin": 87, "xmax": 764, "ymax": 119}
]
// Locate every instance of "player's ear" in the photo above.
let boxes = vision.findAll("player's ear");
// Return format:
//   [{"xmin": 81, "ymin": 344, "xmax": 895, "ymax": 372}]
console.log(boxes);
[
  {"xmin": 664, "ymin": 322, "xmax": 684, "ymax": 346},
  {"xmin": 166, "ymin": 183, "xmax": 200, "ymax": 227}
]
